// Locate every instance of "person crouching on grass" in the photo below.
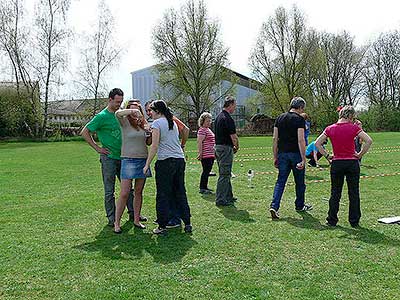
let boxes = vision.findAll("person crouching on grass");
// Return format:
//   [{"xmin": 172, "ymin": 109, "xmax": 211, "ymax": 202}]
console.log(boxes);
[
  {"xmin": 113, "ymin": 100, "xmax": 152, "ymax": 233},
  {"xmin": 143, "ymin": 100, "xmax": 192, "ymax": 235},
  {"xmin": 315, "ymin": 105, "xmax": 372, "ymax": 228}
]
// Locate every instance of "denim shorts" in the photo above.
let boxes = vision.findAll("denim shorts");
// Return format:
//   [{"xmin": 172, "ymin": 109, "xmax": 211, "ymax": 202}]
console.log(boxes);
[{"xmin": 121, "ymin": 158, "xmax": 152, "ymax": 179}]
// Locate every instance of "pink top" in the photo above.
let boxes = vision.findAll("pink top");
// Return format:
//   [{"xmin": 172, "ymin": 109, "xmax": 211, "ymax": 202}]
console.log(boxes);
[
  {"xmin": 197, "ymin": 127, "xmax": 215, "ymax": 158},
  {"xmin": 323, "ymin": 122, "xmax": 362, "ymax": 160}
]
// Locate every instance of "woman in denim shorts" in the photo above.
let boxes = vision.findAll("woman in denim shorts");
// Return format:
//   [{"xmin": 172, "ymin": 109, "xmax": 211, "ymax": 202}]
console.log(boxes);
[{"xmin": 114, "ymin": 100, "xmax": 152, "ymax": 233}]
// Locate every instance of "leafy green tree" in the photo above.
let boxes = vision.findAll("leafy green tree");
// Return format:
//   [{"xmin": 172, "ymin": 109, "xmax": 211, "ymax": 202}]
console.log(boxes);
[{"xmin": 152, "ymin": 0, "xmax": 233, "ymax": 118}]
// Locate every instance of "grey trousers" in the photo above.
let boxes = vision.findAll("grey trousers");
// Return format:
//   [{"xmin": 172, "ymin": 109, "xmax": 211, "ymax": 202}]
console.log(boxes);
[
  {"xmin": 215, "ymin": 145, "xmax": 234, "ymax": 204},
  {"xmin": 100, "ymin": 155, "xmax": 134, "ymax": 223}
]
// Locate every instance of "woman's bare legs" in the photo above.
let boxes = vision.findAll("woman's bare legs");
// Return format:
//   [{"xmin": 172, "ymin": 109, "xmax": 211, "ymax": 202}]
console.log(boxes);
[
  {"xmin": 133, "ymin": 178, "xmax": 146, "ymax": 227},
  {"xmin": 114, "ymin": 179, "xmax": 132, "ymax": 232}
]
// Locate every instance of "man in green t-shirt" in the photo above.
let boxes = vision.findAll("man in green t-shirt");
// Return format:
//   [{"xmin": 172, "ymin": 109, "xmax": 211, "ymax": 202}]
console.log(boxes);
[{"xmin": 81, "ymin": 88, "xmax": 134, "ymax": 227}]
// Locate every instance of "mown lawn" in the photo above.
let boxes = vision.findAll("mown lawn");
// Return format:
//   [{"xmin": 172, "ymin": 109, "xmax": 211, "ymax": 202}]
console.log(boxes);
[{"xmin": 0, "ymin": 132, "xmax": 399, "ymax": 300}]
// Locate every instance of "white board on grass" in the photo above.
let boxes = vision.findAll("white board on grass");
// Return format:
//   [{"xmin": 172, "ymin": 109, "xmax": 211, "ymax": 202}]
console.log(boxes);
[{"xmin": 378, "ymin": 216, "xmax": 400, "ymax": 224}]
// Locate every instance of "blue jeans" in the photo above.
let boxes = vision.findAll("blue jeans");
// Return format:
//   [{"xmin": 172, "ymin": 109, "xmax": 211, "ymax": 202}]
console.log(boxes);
[
  {"xmin": 100, "ymin": 155, "xmax": 134, "ymax": 223},
  {"xmin": 271, "ymin": 152, "xmax": 306, "ymax": 211}
]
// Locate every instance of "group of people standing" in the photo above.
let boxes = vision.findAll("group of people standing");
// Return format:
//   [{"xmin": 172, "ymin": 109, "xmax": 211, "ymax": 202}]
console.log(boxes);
[
  {"xmin": 81, "ymin": 88, "xmax": 192, "ymax": 234},
  {"xmin": 82, "ymin": 88, "xmax": 373, "ymax": 235},
  {"xmin": 270, "ymin": 97, "xmax": 373, "ymax": 227}
]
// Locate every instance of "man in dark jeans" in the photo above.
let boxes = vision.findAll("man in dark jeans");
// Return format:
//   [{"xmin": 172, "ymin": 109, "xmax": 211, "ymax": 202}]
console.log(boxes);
[
  {"xmin": 270, "ymin": 97, "xmax": 313, "ymax": 219},
  {"xmin": 214, "ymin": 96, "xmax": 239, "ymax": 206},
  {"xmin": 81, "ymin": 88, "xmax": 135, "ymax": 227}
]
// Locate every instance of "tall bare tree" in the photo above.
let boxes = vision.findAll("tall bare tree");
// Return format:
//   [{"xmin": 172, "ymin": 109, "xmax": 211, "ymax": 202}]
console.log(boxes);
[
  {"xmin": 75, "ymin": 0, "xmax": 122, "ymax": 117},
  {"xmin": 152, "ymin": 0, "xmax": 232, "ymax": 118},
  {"xmin": 303, "ymin": 31, "xmax": 366, "ymax": 125},
  {"xmin": 34, "ymin": 0, "xmax": 70, "ymax": 137},
  {"xmin": 250, "ymin": 5, "xmax": 317, "ymax": 114},
  {"xmin": 0, "ymin": 0, "xmax": 42, "ymax": 136},
  {"xmin": 364, "ymin": 31, "xmax": 400, "ymax": 111}
]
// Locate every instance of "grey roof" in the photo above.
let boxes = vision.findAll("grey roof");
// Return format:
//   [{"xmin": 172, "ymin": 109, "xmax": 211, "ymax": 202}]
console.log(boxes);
[{"xmin": 47, "ymin": 98, "xmax": 107, "ymax": 115}]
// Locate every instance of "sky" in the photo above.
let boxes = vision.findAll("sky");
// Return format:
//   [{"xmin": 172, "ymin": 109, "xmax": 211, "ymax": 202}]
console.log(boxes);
[{"xmin": 3, "ymin": 0, "xmax": 400, "ymax": 100}]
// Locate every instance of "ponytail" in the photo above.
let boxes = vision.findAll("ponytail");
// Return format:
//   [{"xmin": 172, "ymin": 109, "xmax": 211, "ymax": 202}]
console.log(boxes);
[{"xmin": 164, "ymin": 107, "xmax": 174, "ymax": 130}]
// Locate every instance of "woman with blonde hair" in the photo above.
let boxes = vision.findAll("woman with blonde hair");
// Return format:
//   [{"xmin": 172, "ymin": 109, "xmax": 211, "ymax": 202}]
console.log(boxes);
[
  {"xmin": 197, "ymin": 112, "xmax": 215, "ymax": 194},
  {"xmin": 315, "ymin": 105, "xmax": 372, "ymax": 227},
  {"xmin": 114, "ymin": 100, "xmax": 152, "ymax": 233}
]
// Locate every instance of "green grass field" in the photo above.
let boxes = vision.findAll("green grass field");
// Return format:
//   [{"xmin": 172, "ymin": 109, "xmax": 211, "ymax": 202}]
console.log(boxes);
[{"xmin": 1, "ymin": 132, "xmax": 399, "ymax": 300}]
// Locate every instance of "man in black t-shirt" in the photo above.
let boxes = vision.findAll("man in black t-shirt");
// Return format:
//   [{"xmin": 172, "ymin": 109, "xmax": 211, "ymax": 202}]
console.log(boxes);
[
  {"xmin": 269, "ymin": 97, "xmax": 313, "ymax": 219},
  {"xmin": 214, "ymin": 96, "xmax": 239, "ymax": 206}
]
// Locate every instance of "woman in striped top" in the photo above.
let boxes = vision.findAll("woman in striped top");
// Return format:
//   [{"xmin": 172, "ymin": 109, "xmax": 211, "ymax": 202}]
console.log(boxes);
[{"xmin": 197, "ymin": 112, "xmax": 216, "ymax": 194}]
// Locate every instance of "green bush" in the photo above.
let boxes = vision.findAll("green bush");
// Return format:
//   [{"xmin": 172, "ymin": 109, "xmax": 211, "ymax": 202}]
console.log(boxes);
[
  {"xmin": 358, "ymin": 107, "xmax": 400, "ymax": 131},
  {"xmin": 0, "ymin": 87, "xmax": 42, "ymax": 137}
]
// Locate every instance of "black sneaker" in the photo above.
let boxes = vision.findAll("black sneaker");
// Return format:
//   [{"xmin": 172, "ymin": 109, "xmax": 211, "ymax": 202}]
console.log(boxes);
[
  {"xmin": 269, "ymin": 208, "xmax": 280, "ymax": 219},
  {"xmin": 209, "ymin": 172, "xmax": 217, "ymax": 177},
  {"xmin": 184, "ymin": 225, "xmax": 193, "ymax": 233},
  {"xmin": 325, "ymin": 221, "xmax": 336, "ymax": 227},
  {"xmin": 166, "ymin": 221, "xmax": 181, "ymax": 229},
  {"xmin": 350, "ymin": 223, "xmax": 360, "ymax": 228},
  {"xmin": 296, "ymin": 204, "xmax": 313, "ymax": 212},
  {"xmin": 199, "ymin": 189, "xmax": 212, "ymax": 194},
  {"xmin": 153, "ymin": 227, "xmax": 167, "ymax": 235}
]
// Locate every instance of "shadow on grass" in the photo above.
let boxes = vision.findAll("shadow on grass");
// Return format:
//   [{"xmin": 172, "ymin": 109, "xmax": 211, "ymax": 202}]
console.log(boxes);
[
  {"xmin": 337, "ymin": 226, "xmax": 400, "ymax": 247},
  {"xmin": 217, "ymin": 205, "xmax": 256, "ymax": 223},
  {"xmin": 283, "ymin": 212, "xmax": 400, "ymax": 247},
  {"xmin": 305, "ymin": 174, "xmax": 324, "ymax": 181},
  {"xmin": 73, "ymin": 222, "xmax": 197, "ymax": 264},
  {"xmin": 283, "ymin": 212, "xmax": 326, "ymax": 231},
  {"xmin": 201, "ymin": 193, "xmax": 215, "ymax": 202}
]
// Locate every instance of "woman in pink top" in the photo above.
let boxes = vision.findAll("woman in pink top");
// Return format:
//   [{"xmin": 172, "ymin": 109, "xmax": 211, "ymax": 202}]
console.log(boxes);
[
  {"xmin": 197, "ymin": 112, "xmax": 215, "ymax": 194},
  {"xmin": 315, "ymin": 106, "xmax": 372, "ymax": 227}
]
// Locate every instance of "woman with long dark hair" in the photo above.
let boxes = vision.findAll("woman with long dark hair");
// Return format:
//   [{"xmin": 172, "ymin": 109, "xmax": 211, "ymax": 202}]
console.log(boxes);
[
  {"xmin": 114, "ymin": 100, "xmax": 152, "ymax": 233},
  {"xmin": 143, "ymin": 100, "xmax": 192, "ymax": 234},
  {"xmin": 315, "ymin": 105, "xmax": 372, "ymax": 227}
]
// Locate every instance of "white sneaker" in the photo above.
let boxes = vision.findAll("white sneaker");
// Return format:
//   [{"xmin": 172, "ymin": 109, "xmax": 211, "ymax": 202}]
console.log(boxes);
[{"xmin": 269, "ymin": 208, "xmax": 280, "ymax": 219}]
